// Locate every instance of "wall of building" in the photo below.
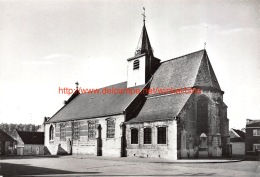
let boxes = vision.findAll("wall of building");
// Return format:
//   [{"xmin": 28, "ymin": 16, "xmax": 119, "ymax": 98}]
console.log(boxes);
[
  {"xmin": 126, "ymin": 120, "xmax": 177, "ymax": 160},
  {"xmin": 17, "ymin": 144, "xmax": 44, "ymax": 155},
  {"xmin": 178, "ymin": 89, "xmax": 229, "ymax": 158},
  {"xmin": 245, "ymin": 127, "xmax": 260, "ymax": 155},
  {"xmin": 231, "ymin": 142, "xmax": 245, "ymax": 156},
  {"xmin": 127, "ymin": 55, "xmax": 146, "ymax": 88},
  {"xmin": 0, "ymin": 141, "xmax": 16, "ymax": 155},
  {"xmin": 45, "ymin": 114, "xmax": 125, "ymax": 157}
]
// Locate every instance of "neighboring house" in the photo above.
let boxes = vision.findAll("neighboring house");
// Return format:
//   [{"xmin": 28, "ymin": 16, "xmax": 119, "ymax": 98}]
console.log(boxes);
[
  {"xmin": 44, "ymin": 18, "xmax": 229, "ymax": 160},
  {"xmin": 230, "ymin": 128, "xmax": 245, "ymax": 156},
  {"xmin": 14, "ymin": 131, "xmax": 44, "ymax": 155},
  {"xmin": 245, "ymin": 119, "xmax": 260, "ymax": 156},
  {"xmin": 0, "ymin": 129, "xmax": 17, "ymax": 155}
]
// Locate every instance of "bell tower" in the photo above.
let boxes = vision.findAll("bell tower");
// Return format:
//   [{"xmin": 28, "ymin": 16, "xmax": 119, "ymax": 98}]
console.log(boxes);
[{"xmin": 127, "ymin": 8, "xmax": 160, "ymax": 88}]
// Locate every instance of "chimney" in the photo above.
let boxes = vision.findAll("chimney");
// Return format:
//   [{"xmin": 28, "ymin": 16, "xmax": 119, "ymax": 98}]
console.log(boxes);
[{"xmin": 246, "ymin": 119, "xmax": 253, "ymax": 124}]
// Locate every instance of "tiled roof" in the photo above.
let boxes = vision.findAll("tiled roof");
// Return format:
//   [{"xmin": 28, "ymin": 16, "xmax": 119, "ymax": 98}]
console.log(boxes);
[
  {"xmin": 232, "ymin": 128, "xmax": 245, "ymax": 140},
  {"xmin": 127, "ymin": 93, "xmax": 191, "ymax": 123},
  {"xmin": 48, "ymin": 82, "xmax": 145, "ymax": 123},
  {"xmin": 17, "ymin": 131, "xmax": 44, "ymax": 145}
]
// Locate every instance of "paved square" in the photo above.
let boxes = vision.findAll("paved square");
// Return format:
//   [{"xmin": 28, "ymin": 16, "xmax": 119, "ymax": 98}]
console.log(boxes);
[{"xmin": 0, "ymin": 156, "xmax": 259, "ymax": 176}]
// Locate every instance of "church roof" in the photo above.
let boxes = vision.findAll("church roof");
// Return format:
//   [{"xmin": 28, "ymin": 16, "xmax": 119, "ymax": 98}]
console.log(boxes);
[
  {"xmin": 126, "ymin": 93, "xmax": 191, "ymax": 123},
  {"xmin": 127, "ymin": 49, "xmax": 222, "ymax": 123},
  {"xmin": 47, "ymin": 82, "xmax": 145, "ymax": 123},
  {"xmin": 149, "ymin": 49, "xmax": 221, "ymax": 92},
  {"xmin": 135, "ymin": 24, "xmax": 153, "ymax": 57}
]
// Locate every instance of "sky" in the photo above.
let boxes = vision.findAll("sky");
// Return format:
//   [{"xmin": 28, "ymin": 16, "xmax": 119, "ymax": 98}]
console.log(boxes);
[{"xmin": 0, "ymin": 0, "xmax": 259, "ymax": 129}]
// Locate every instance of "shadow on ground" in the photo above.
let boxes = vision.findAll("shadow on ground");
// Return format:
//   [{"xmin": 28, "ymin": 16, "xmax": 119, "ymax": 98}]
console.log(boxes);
[
  {"xmin": 0, "ymin": 155, "xmax": 64, "ymax": 160},
  {"xmin": 0, "ymin": 163, "xmax": 101, "ymax": 176}
]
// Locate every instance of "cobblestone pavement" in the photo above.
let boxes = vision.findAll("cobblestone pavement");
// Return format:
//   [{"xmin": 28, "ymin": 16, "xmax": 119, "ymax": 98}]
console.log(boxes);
[{"xmin": 0, "ymin": 155, "xmax": 259, "ymax": 177}]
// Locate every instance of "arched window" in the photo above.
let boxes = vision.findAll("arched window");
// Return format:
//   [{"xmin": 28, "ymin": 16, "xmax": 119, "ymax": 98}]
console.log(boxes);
[
  {"xmin": 144, "ymin": 128, "xmax": 152, "ymax": 144},
  {"xmin": 197, "ymin": 97, "xmax": 209, "ymax": 135},
  {"xmin": 131, "ymin": 128, "xmax": 138, "ymax": 144},
  {"xmin": 133, "ymin": 59, "xmax": 140, "ymax": 70},
  {"xmin": 49, "ymin": 125, "xmax": 54, "ymax": 141}
]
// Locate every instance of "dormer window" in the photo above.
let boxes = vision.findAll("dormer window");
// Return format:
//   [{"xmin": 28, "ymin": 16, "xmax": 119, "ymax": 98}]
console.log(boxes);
[{"xmin": 133, "ymin": 59, "xmax": 140, "ymax": 70}]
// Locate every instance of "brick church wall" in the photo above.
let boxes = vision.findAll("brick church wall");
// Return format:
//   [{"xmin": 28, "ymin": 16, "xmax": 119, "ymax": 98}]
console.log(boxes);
[
  {"xmin": 126, "ymin": 120, "xmax": 177, "ymax": 160},
  {"xmin": 177, "ymin": 89, "xmax": 229, "ymax": 158},
  {"xmin": 44, "ymin": 114, "xmax": 125, "ymax": 157}
]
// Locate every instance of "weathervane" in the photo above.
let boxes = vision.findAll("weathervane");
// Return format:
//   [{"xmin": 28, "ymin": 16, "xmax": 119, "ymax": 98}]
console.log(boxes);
[
  {"xmin": 204, "ymin": 42, "xmax": 206, "ymax": 49},
  {"xmin": 142, "ymin": 7, "xmax": 146, "ymax": 24}
]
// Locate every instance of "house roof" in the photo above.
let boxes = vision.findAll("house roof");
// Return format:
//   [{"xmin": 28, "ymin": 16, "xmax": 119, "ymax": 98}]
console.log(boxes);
[
  {"xmin": 230, "ymin": 137, "xmax": 245, "ymax": 142},
  {"xmin": 47, "ymin": 82, "xmax": 145, "ymax": 123},
  {"xmin": 127, "ymin": 93, "xmax": 191, "ymax": 123},
  {"xmin": 246, "ymin": 119, "xmax": 260, "ymax": 127},
  {"xmin": 231, "ymin": 128, "xmax": 245, "ymax": 140},
  {"xmin": 0, "ymin": 129, "xmax": 16, "ymax": 142},
  {"xmin": 17, "ymin": 131, "xmax": 44, "ymax": 145}
]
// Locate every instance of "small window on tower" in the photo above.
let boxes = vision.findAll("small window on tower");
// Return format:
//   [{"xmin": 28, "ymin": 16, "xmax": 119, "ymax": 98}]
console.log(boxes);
[{"xmin": 133, "ymin": 59, "xmax": 140, "ymax": 70}]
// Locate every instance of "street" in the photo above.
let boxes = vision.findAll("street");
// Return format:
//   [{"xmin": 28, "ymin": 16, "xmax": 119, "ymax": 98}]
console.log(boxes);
[{"xmin": 0, "ymin": 155, "xmax": 259, "ymax": 177}]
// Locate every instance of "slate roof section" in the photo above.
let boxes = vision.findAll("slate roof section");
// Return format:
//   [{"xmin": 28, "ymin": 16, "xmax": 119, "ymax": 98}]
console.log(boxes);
[
  {"xmin": 48, "ymin": 82, "xmax": 145, "ymax": 123},
  {"xmin": 127, "ymin": 49, "xmax": 222, "ymax": 123},
  {"xmin": 127, "ymin": 93, "xmax": 191, "ymax": 123},
  {"xmin": 194, "ymin": 52, "xmax": 221, "ymax": 90},
  {"xmin": 17, "ymin": 131, "xmax": 44, "ymax": 145},
  {"xmin": 149, "ymin": 50, "xmax": 221, "ymax": 93},
  {"xmin": 149, "ymin": 50, "xmax": 203, "ymax": 91}
]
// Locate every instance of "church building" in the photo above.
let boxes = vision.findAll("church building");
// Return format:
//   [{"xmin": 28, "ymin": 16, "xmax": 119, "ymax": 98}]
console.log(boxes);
[{"xmin": 44, "ymin": 16, "xmax": 229, "ymax": 160}]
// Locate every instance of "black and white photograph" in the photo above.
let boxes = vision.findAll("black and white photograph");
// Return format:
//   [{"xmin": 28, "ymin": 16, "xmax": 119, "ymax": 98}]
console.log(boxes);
[{"xmin": 0, "ymin": 0, "xmax": 259, "ymax": 176}]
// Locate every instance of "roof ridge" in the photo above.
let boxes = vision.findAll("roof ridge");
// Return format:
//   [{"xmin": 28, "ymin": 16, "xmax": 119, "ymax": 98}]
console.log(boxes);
[
  {"xmin": 192, "ymin": 50, "xmax": 206, "ymax": 87},
  {"xmin": 205, "ymin": 52, "xmax": 214, "ymax": 88},
  {"xmin": 161, "ymin": 49, "xmax": 205, "ymax": 64}
]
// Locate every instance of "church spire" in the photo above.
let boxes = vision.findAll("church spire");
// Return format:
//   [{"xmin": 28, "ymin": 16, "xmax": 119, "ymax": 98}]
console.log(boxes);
[{"xmin": 135, "ymin": 8, "xmax": 153, "ymax": 57}]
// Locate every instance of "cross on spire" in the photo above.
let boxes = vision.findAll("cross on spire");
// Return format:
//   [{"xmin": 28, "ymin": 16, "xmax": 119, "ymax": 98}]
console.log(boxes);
[{"xmin": 142, "ymin": 7, "xmax": 146, "ymax": 24}]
